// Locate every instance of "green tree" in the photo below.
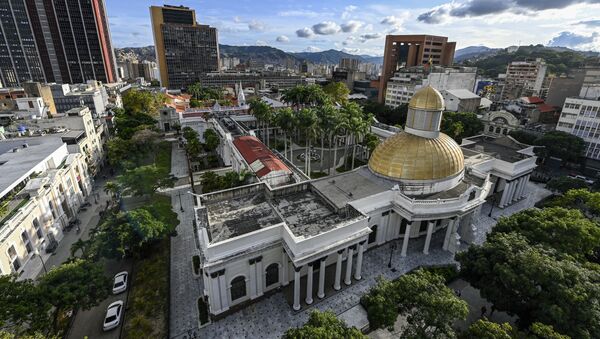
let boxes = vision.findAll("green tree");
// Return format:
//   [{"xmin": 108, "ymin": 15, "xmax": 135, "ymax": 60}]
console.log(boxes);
[
  {"xmin": 39, "ymin": 259, "xmax": 110, "ymax": 332},
  {"xmin": 186, "ymin": 83, "xmax": 222, "ymax": 100},
  {"xmin": 323, "ymin": 81, "xmax": 350, "ymax": 104},
  {"xmin": 528, "ymin": 323, "xmax": 571, "ymax": 339},
  {"xmin": 275, "ymin": 107, "xmax": 296, "ymax": 160},
  {"xmin": 493, "ymin": 207, "xmax": 600, "ymax": 260},
  {"xmin": 284, "ymin": 310, "xmax": 365, "ymax": 339},
  {"xmin": 462, "ymin": 319, "xmax": 514, "ymax": 339},
  {"xmin": 117, "ymin": 165, "xmax": 175, "ymax": 196},
  {"xmin": 457, "ymin": 232, "xmax": 600, "ymax": 338},
  {"xmin": 298, "ymin": 108, "xmax": 319, "ymax": 176},
  {"xmin": 534, "ymin": 131, "xmax": 584, "ymax": 162},
  {"xmin": 249, "ymin": 98, "xmax": 274, "ymax": 146},
  {"xmin": 546, "ymin": 176, "xmax": 588, "ymax": 193},
  {"xmin": 203, "ymin": 128, "xmax": 220, "ymax": 152},
  {"xmin": 441, "ymin": 111, "xmax": 483, "ymax": 143},
  {"xmin": 360, "ymin": 276, "xmax": 398, "ymax": 329},
  {"xmin": 545, "ymin": 189, "xmax": 600, "ymax": 218},
  {"xmin": 396, "ymin": 269, "xmax": 468, "ymax": 338},
  {"xmin": 0, "ymin": 276, "xmax": 51, "ymax": 335},
  {"xmin": 113, "ymin": 111, "xmax": 157, "ymax": 140},
  {"xmin": 122, "ymin": 89, "xmax": 168, "ymax": 117}
]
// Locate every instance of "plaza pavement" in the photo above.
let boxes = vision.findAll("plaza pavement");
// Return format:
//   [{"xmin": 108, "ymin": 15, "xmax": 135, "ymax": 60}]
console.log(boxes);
[{"xmin": 168, "ymin": 179, "xmax": 551, "ymax": 339}]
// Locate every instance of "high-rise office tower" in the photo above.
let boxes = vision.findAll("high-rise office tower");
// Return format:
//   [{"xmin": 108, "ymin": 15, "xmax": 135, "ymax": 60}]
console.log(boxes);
[
  {"xmin": 0, "ymin": 0, "xmax": 117, "ymax": 87},
  {"xmin": 379, "ymin": 35, "xmax": 456, "ymax": 103},
  {"xmin": 0, "ymin": 0, "xmax": 47, "ymax": 87},
  {"xmin": 150, "ymin": 5, "xmax": 219, "ymax": 89},
  {"xmin": 42, "ymin": 0, "xmax": 117, "ymax": 84}
]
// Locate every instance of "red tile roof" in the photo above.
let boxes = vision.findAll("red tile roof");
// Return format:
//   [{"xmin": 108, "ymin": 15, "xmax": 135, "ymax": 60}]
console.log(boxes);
[
  {"xmin": 524, "ymin": 96, "xmax": 544, "ymax": 104},
  {"xmin": 538, "ymin": 104, "xmax": 557, "ymax": 113},
  {"xmin": 233, "ymin": 136, "xmax": 291, "ymax": 178}
]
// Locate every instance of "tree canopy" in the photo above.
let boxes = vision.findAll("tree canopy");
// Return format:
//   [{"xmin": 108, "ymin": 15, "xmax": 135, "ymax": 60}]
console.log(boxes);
[
  {"xmin": 544, "ymin": 189, "xmax": 600, "ymax": 219},
  {"xmin": 493, "ymin": 207, "xmax": 600, "ymax": 260},
  {"xmin": 545, "ymin": 176, "xmax": 589, "ymax": 194},
  {"xmin": 457, "ymin": 232, "xmax": 600, "ymax": 338},
  {"xmin": 284, "ymin": 310, "xmax": 365, "ymax": 339},
  {"xmin": 533, "ymin": 131, "xmax": 584, "ymax": 162},
  {"xmin": 122, "ymin": 89, "xmax": 168, "ymax": 117},
  {"xmin": 203, "ymin": 128, "xmax": 220, "ymax": 152},
  {"xmin": 116, "ymin": 164, "xmax": 175, "ymax": 196},
  {"xmin": 441, "ymin": 111, "xmax": 483, "ymax": 143},
  {"xmin": 361, "ymin": 269, "xmax": 468, "ymax": 337},
  {"xmin": 461, "ymin": 320, "xmax": 570, "ymax": 339},
  {"xmin": 0, "ymin": 275, "xmax": 51, "ymax": 335},
  {"xmin": 323, "ymin": 81, "xmax": 350, "ymax": 104}
]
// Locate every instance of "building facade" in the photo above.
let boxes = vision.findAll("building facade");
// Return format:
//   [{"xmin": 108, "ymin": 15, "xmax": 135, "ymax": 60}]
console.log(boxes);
[
  {"xmin": 194, "ymin": 86, "xmax": 536, "ymax": 316},
  {"xmin": 0, "ymin": 137, "xmax": 91, "ymax": 275},
  {"xmin": 501, "ymin": 59, "xmax": 547, "ymax": 101},
  {"xmin": 150, "ymin": 5, "xmax": 219, "ymax": 89},
  {"xmin": 379, "ymin": 34, "xmax": 456, "ymax": 103},
  {"xmin": 0, "ymin": 0, "xmax": 117, "ymax": 86}
]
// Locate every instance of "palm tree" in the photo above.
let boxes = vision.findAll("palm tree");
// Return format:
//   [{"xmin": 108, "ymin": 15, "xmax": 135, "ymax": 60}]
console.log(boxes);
[
  {"xmin": 316, "ymin": 104, "xmax": 338, "ymax": 173},
  {"xmin": 249, "ymin": 99, "xmax": 272, "ymax": 144},
  {"xmin": 104, "ymin": 181, "xmax": 120, "ymax": 199},
  {"xmin": 350, "ymin": 114, "xmax": 372, "ymax": 170},
  {"xmin": 281, "ymin": 85, "xmax": 306, "ymax": 111},
  {"xmin": 276, "ymin": 108, "xmax": 295, "ymax": 160},
  {"xmin": 297, "ymin": 108, "xmax": 319, "ymax": 177}
]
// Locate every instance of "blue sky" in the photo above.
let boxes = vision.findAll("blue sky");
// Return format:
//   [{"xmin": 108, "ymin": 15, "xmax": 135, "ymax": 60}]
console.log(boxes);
[{"xmin": 106, "ymin": 0, "xmax": 600, "ymax": 55}]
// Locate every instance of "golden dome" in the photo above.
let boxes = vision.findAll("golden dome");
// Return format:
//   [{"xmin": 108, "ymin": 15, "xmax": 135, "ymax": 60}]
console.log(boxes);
[
  {"xmin": 368, "ymin": 132, "xmax": 464, "ymax": 181},
  {"xmin": 409, "ymin": 85, "xmax": 444, "ymax": 111}
]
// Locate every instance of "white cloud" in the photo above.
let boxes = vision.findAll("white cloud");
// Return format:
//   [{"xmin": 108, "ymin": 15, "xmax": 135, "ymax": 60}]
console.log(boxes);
[
  {"xmin": 312, "ymin": 21, "xmax": 341, "ymax": 35},
  {"xmin": 248, "ymin": 20, "xmax": 266, "ymax": 31},
  {"xmin": 360, "ymin": 33, "xmax": 382, "ymax": 42},
  {"xmin": 276, "ymin": 35, "xmax": 290, "ymax": 43},
  {"xmin": 296, "ymin": 27, "xmax": 313, "ymax": 38},
  {"xmin": 256, "ymin": 40, "xmax": 267, "ymax": 46},
  {"xmin": 233, "ymin": 16, "xmax": 242, "ymax": 23},
  {"xmin": 342, "ymin": 5, "xmax": 358, "ymax": 19},
  {"xmin": 342, "ymin": 47, "xmax": 361, "ymax": 54},
  {"xmin": 304, "ymin": 46, "xmax": 321, "ymax": 52},
  {"xmin": 278, "ymin": 10, "xmax": 321, "ymax": 18},
  {"xmin": 341, "ymin": 20, "xmax": 363, "ymax": 33}
]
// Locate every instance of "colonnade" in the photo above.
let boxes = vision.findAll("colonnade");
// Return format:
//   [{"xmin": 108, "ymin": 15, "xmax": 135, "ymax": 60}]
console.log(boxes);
[
  {"xmin": 292, "ymin": 241, "xmax": 366, "ymax": 311},
  {"xmin": 499, "ymin": 174, "xmax": 530, "ymax": 208}
]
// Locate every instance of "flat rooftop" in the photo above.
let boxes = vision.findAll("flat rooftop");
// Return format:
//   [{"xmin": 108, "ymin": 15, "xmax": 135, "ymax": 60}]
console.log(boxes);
[
  {"xmin": 0, "ymin": 137, "xmax": 64, "ymax": 197},
  {"xmin": 461, "ymin": 136, "xmax": 531, "ymax": 163}
]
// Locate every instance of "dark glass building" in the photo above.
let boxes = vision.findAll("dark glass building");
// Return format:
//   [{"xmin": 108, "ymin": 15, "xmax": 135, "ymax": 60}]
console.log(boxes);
[
  {"xmin": 150, "ymin": 5, "xmax": 220, "ymax": 89},
  {"xmin": 0, "ymin": 0, "xmax": 116, "ymax": 87}
]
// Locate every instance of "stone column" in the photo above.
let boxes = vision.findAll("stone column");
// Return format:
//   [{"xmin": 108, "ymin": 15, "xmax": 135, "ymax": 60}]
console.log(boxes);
[
  {"xmin": 281, "ymin": 251, "xmax": 289, "ymax": 286},
  {"xmin": 334, "ymin": 249, "xmax": 343, "ymax": 290},
  {"xmin": 507, "ymin": 181, "xmax": 517, "ymax": 205},
  {"xmin": 443, "ymin": 218, "xmax": 456, "ymax": 251},
  {"xmin": 354, "ymin": 241, "xmax": 365, "ymax": 280},
  {"xmin": 249, "ymin": 260, "xmax": 257, "ymax": 298},
  {"xmin": 344, "ymin": 246, "xmax": 354, "ymax": 285},
  {"xmin": 255, "ymin": 257, "xmax": 263, "ymax": 297},
  {"xmin": 293, "ymin": 266, "xmax": 301, "ymax": 311},
  {"xmin": 218, "ymin": 271, "xmax": 229, "ymax": 311},
  {"xmin": 401, "ymin": 222, "xmax": 412, "ymax": 257},
  {"xmin": 305, "ymin": 263, "xmax": 314, "ymax": 305},
  {"xmin": 499, "ymin": 180, "xmax": 511, "ymax": 207},
  {"xmin": 318, "ymin": 258, "xmax": 326, "ymax": 299},
  {"xmin": 423, "ymin": 221, "xmax": 435, "ymax": 254},
  {"xmin": 447, "ymin": 217, "xmax": 462, "ymax": 254},
  {"xmin": 210, "ymin": 273, "xmax": 222, "ymax": 312}
]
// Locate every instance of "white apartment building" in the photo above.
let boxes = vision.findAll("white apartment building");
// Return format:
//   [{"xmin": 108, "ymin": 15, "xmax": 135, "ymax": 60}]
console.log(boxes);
[
  {"xmin": 0, "ymin": 137, "xmax": 91, "ymax": 275},
  {"xmin": 385, "ymin": 66, "xmax": 477, "ymax": 108}
]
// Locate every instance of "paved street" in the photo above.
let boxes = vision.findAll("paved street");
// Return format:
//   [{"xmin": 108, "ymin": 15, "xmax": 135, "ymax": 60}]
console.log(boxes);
[
  {"xmin": 67, "ymin": 259, "xmax": 132, "ymax": 339},
  {"xmin": 167, "ymin": 182, "xmax": 550, "ymax": 339}
]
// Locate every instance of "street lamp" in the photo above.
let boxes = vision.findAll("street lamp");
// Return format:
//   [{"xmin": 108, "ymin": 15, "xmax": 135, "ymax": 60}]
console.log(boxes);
[
  {"xmin": 388, "ymin": 242, "xmax": 397, "ymax": 269},
  {"xmin": 178, "ymin": 190, "xmax": 184, "ymax": 212},
  {"xmin": 33, "ymin": 249, "xmax": 48, "ymax": 275}
]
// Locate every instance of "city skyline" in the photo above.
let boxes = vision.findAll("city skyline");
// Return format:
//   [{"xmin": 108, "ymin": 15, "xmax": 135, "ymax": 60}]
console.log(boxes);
[{"xmin": 106, "ymin": 0, "xmax": 600, "ymax": 55}]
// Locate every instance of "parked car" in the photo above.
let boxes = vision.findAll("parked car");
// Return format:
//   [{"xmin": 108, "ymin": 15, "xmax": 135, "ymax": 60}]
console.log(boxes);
[
  {"xmin": 103, "ymin": 300, "xmax": 123, "ymax": 331},
  {"xmin": 112, "ymin": 271, "xmax": 128, "ymax": 294}
]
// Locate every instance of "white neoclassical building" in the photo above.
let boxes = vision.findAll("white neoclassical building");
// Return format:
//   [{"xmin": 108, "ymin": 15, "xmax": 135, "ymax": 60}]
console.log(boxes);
[{"xmin": 193, "ymin": 86, "xmax": 538, "ymax": 316}]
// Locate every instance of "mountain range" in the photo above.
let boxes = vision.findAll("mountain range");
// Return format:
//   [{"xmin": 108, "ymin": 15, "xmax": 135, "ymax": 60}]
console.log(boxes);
[{"xmin": 115, "ymin": 44, "xmax": 384, "ymax": 66}]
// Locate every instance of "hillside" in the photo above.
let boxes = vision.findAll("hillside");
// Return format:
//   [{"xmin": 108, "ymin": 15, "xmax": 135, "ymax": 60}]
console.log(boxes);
[
  {"xmin": 459, "ymin": 44, "xmax": 599, "ymax": 77},
  {"xmin": 454, "ymin": 46, "xmax": 500, "ymax": 62},
  {"xmin": 115, "ymin": 45, "xmax": 382, "ymax": 67}
]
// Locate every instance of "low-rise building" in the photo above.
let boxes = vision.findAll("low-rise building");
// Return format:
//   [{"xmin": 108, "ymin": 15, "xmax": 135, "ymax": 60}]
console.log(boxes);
[
  {"xmin": 442, "ymin": 89, "xmax": 481, "ymax": 112},
  {"xmin": 0, "ymin": 137, "xmax": 91, "ymax": 276},
  {"xmin": 51, "ymin": 81, "xmax": 108, "ymax": 116},
  {"xmin": 232, "ymin": 136, "xmax": 292, "ymax": 187}
]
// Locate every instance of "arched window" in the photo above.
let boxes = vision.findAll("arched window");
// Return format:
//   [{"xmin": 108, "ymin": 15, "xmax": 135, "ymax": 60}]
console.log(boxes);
[
  {"xmin": 265, "ymin": 263, "xmax": 279, "ymax": 287},
  {"xmin": 368, "ymin": 225, "xmax": 378, "ymax": 244},
  {"xmin": 488, "ymin": 125, "xmax": 494, "ymax": 132},
  {"xmin": 230, "ymin": 276, "xmax": 246, "ymax": 301},
  {"xmin": 495, "ymin": 127, "xmax": 501, "ymax": 134}
]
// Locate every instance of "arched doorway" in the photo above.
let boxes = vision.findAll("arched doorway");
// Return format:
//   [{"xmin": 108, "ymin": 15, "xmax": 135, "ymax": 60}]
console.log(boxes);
[
  {"xmin": 265, "ymin": 263, "xmax": 279, "ymax": 287},
  {"xmin": 230, "ymin": 276, "xmax": 246, "ymax": 302}
]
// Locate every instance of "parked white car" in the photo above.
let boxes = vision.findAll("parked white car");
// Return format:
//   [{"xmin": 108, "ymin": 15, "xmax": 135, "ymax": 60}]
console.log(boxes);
[
  {"xmin": 112, "ymin": 271, "xmax": 128, "ymax": 294},
  {"xmin": 103, "ymin": 300, "xmax": 123, "ymax": 331}
]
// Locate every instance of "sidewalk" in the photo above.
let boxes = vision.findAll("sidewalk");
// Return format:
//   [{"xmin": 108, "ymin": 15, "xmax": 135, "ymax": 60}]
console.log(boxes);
[{"xmin": 19, "ymin": 177, "xmax": 112, "ymax": 280}]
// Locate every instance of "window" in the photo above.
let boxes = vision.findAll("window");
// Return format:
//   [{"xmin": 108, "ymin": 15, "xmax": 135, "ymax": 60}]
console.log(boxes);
[
  {"xmin": 33, "ymin": 218, "xmax": 43, "ymax": 239},
  {"xmin": 368, "ymin": 225, "xmax": 378, "ymax": 244},
  {"xmin": 230, "ymin": 276, "xmax": 246, "ymax": 301},
  {"xmin": 265, "ymin": 263, "xmax": 279, "ymax": 287},
  {"xmin": 21, "ymin": 231, "xmax": 33, "ymax": 254}
]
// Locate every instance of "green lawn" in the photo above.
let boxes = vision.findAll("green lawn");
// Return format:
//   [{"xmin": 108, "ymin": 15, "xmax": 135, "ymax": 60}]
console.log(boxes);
[
  {"xmin": 156, "ymin": 141, "xmax": 172, "ymax": 172},
  {"xmin": 123, "ymin": 238, "xmax": 169, "ymax": 339}
]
